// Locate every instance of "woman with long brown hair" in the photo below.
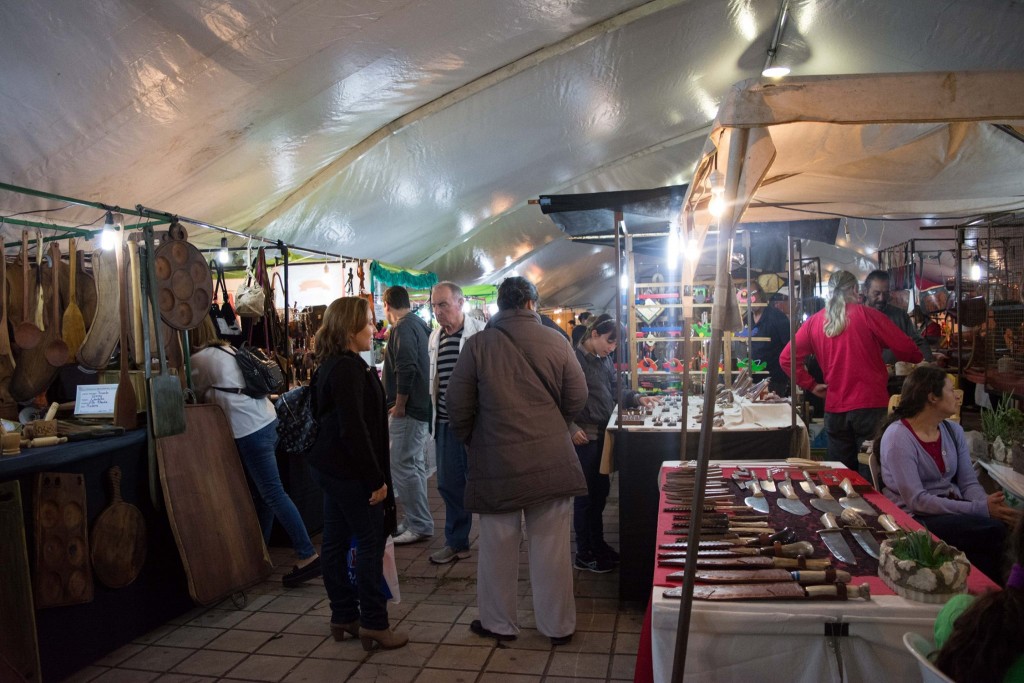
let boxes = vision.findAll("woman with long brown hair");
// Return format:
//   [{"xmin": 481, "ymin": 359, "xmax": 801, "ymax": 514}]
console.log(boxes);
[
  {"xmin": 875, "ymin": 365, "xmax": 1020, "ymax": 580},
  {"xmin": 306, "ymin": 297, "xmax": 406, "ymax": 651}
]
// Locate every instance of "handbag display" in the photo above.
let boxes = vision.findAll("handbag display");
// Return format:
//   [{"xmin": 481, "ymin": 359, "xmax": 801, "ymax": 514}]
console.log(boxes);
[{"xmin": 210, "ymin": 260, "xmax": 243, "ymax": 340}]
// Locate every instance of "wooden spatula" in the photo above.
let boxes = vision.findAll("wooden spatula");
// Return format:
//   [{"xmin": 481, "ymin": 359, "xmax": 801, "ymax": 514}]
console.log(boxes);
[
  {"xmin": 113, "ymin": 237, "xmax": 137, "ymax": 431},
  {"xmin": 61, "ymin": 238, "xmax": 86, "ymax": 359}
]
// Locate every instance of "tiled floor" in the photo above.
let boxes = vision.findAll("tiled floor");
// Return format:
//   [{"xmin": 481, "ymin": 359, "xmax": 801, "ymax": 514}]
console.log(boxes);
[{"xmin": 63, "ymin": 476, "xmax": 643, "ymax": 682}]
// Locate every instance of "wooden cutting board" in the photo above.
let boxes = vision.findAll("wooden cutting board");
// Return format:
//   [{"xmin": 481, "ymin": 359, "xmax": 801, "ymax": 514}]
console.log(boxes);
[
  {"xmin": 77, "ymin": 248, "xmax": 121, "ymax": 370},
  {"xmin": 157, "ymin": 404, "xmax": 271, "ymax": 605},
  {"xmin": 33, "ymin": 472, "xmax": 94, "ymax": 608},
  {"xmin": 0, "ymin": 481, "xmax": 42, "ymax": 682},
  {"xmin": 90, "ymin": 466, "xmax": 147, "ymax": 588}
]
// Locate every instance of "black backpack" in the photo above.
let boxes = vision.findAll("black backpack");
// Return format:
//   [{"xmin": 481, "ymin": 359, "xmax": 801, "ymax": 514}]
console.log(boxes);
[{"xmin": 212, "ymin": 344, "xmax": 285, "ymax": 398}]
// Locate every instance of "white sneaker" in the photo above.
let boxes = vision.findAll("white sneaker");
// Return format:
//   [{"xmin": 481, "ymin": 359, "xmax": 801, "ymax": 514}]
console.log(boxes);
[
  {"xmin": 429, "ymin": 546, "xmax": 471, "ymax": 564},
  {"xmin": 392, "ymin": 529, "xmax": 430, "ymax": 545}
]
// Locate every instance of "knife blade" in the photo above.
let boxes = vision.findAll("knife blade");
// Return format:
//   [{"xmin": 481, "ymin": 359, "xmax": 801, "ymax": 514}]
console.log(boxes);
[
  {"xmin": 743, "ymin": 479, "xmax": 769, "ymax": 514},
  {"xmin": 660, "ymin": 528, "xmax": 796, "ymax": 549},
  {"xmin": 759, "ymin": 468, "xmax": 777, "ymax": 493},
  {"xmin": 663, "ymin": 555, "xmax": 832, "ymax": 570},
  {"xmin": 818, "ymin": 512, "xmax": 858, "ymax": 564},
  {"xmin": 808, "ymin": 484, "xmax": 845, "ymax": 515},
  {"xmin": 664, "ymin": 582, "xmax": 870, "ymax": 601},
  {"xmin": 667, "ymin": 568, "xmax": 852, "ymax": 585},
  {"xmin": 847, "ymin": 526, "xmax": 881, "ymax": 559},
  {"xmin": 659, "ymin": 540, "xmax": 815, "ymax": 560},
  {"xmin": 798, "ymin": 470, "xmax": 816, "ymax": 494},
  {"xmin": 776, "ymin": 480, "xmax": 811, "ymax": 516},
  {"xmin": 838, "ymin": 477, "xmax": 878, "ymax": 516}
]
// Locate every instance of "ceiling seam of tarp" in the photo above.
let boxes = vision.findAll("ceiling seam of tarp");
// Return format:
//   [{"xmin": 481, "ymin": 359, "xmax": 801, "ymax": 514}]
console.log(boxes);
[
  {"xmin": 245, "ymin": 0, "xmax": 692, "ymax": 234},
  {"xmin": 411, "ymin": 122, "xmax": 713, "ymax": 271}
]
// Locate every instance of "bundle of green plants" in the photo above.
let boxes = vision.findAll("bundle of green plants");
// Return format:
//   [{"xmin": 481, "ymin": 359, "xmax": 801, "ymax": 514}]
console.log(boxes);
[
  {"xmin": 890, "ymin": 529, "xmax": 956, "ymax": 569},
  {"xmin": 981, "ymin": 393, "xmax": 1024, "ymax": 445}
]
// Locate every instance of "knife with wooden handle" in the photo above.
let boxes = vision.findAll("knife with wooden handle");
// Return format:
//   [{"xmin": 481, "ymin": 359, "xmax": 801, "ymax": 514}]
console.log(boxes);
[
  {"xmin": 839, "ymin": 477, "xmax": 878, "ymax": 515},
  {"xmin": 666, "ymin": 568, "xmax": 852, "ymax": 585},
  {"xmin": 661, "ymin": 528, "xmax": 794, "ymax": 548},
  {"xmin": 664, "ymin": 581, "xmax": 868, "ymax": 601},
  {"xmin": 660, "ymin": 541, "xmax": 815, "ymax": 560}
]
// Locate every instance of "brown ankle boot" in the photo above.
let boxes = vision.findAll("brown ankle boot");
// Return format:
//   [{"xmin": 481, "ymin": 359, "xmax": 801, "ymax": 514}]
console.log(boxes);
[
  {"xmin": 358, "ymin": 626, "xmax": 409, "ymax": 651},
  {"xmin": 330, "ymin": 620, "xmax": 360, "ymax": 641}
]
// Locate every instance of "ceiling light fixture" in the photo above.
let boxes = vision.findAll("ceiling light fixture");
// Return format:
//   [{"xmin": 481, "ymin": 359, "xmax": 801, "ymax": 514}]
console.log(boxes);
[
  {"xmin": 708, "ymin": 168, "xmax": 726, "ymax": 217},
  {"xmin": 761, "ymin": 0, "xmax": 791, "ymax": 78},
  {"xmin": 100, "ymin": 211, "xmax": 122, "ymax": 250},
  {"xmin": 970, "ymin": 254, "xmax": 982, "ymax": 281},
  {"xmin": 218, "ymin": 237, "xmax": 230, "ymax": 264}
]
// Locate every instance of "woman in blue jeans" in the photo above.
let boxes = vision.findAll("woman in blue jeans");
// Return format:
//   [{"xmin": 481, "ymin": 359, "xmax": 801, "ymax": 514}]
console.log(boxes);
[
  {"xmin": 191, "ymin": 316, "xmax": 320, "ymax": 587},
  {"xmin": 305, "ymin": 297, "xmax": 407, "ymax": 651}
]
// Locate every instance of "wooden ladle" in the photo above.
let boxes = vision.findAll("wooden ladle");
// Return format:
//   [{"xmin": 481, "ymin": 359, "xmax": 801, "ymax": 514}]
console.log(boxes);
[
  {"xmin": 13, "ymin": 232, "xmax": 41, "ymax": 350},
  {"xmin": 44, "ymin": 242, "xmax": 69, "ymax": 367}
]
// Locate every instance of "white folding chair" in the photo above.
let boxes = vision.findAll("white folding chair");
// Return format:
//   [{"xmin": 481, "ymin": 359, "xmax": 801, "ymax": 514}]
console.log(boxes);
[{"xmin": 902, "ymin": 631, "xmax": 955, "ymax": 683}]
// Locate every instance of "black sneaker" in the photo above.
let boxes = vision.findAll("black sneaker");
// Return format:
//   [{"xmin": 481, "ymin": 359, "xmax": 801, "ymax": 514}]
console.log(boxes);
[
  {"xmin": 282, "ymin": 556, "xmax": 322, "ymax": 587},
  {"xmin": 470, "ymin": 619, "xmax": 516, "ymax": 641},
  {"xmin": 574, "ymin": 553, "xmax": 615, "ymax": 574}
]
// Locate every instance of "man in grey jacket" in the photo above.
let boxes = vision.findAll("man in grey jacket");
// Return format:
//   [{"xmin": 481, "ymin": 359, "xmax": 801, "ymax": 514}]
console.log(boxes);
[
  {"xmin": 447, "ymin": 276, "xmax": 588, "ymax": 647},
  {"xmin": 427, "ymin": 281, "xmax": 487, "ymax": 564},
  {"xmin": 863, "ymin": 270, "xmax": 935, "ymax": 363},
  {"xmin": 382, "ymin": 286, "xmax": 434, "ymax": 545}
]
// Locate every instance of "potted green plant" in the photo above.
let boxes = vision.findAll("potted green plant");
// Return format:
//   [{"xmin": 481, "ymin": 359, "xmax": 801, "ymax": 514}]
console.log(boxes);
[
  {"xmin": 877, "ymin": 529, "xmax": 970, "ymax": 604},
  {"xmin": 980, "ymin": 393, "xmax": 1024, "ymax": 471}
]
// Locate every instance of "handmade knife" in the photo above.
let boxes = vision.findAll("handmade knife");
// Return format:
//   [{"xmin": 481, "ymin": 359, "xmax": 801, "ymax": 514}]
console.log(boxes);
[
  {"xmin": 666, "ymin": 568, "xmax": 852, "ymax": 585},
  {"xmin": 659, "ymin": 541, "xmax": 815, "ymax": 560},
  {"xmin": 743, "ymin": 479, "xmax": 770, "ymax": 514},
  {"xmin": 776, "ymin": 479, "xmax": 811, "ymax": 516},
  {"xmin": 661, "ymin": 555, "xmax": 832, "ymax": 570},
  {"xmin": 664, "ymin": 581, "xmax": 869, "ymax": 601},
  {"xmin": 660, "ymin": 528, "xmax": 795, "ymax": 549},
  {"xmin": 809, "ymin": 484, "xmax": 845, "ymax": 515},
  {"xmin": 759, "ymin": 468, "xmax": 778, "ymax": 493},
  {"xmin": 878, "ymin": 514, "xmax": 903, "ymax": 534},
  {"xmin": 798, "ymin": 470, "xmax": 816, "ymax": 494},
  {"xmin": 665, "ymin": 526, "xmax": 776, "ymax": 536},
  {"xmin": 818, "ymin": 512, "xmax": 858, "ymax": 564},
  {"xmin": 838, "ymin": 478, "xmax": 878, "ymax": 515}
]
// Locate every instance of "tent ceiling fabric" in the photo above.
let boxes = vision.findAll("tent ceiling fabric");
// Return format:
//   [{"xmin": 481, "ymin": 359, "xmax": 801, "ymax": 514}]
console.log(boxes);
[{"xmin": 3, "ymin": 1, "xmax": 1024, "ymax": 308}]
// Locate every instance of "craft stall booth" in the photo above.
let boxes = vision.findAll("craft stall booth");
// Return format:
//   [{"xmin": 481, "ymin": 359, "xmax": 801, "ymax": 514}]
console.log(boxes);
[
  {"xmin": 0, "ymin": 181, "xmax": 363, "ymax": 682},
  {"xmin": 640, "ymin": 70, "xmax": 1024, "ymax": 683}
]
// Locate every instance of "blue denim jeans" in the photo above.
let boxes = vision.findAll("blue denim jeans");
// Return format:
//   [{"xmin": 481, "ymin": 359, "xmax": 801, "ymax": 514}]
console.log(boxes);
[
  {"xmin": 573, "ymin": 434, "xmax": 610, "ymax": 556},
  {"xmin": 310, "ymin": 469, "xmax": 390, "ymax": 630},
  {"xmin": 235, "ymin": 420, "xmax": 316, "ymax": 559},
  {"xmin": 388, "ymin": 415, "xmax": 433, "ymax": 536},
  {"xmin": 435, "ymin": 420, "xmax": 471, "ymax": 551}
]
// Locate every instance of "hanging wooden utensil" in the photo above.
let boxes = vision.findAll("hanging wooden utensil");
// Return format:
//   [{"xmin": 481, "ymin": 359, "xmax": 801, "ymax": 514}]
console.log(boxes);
[
  {"xmin": 143, "ymin": 226, "xmax": 185, "ymax": 438},
  {"xmin": 90, "ymin": 466, "xmax": 146, "ymax": 588},
  {"xmin": 127, "ymin": 239, "xmax": 146, "ymax": 366},
  {"xmin": 33, "ymin": 234, "xmax": 45, "ymax": 330},
  {"xmin": 62, "ymin": 238, "xmax": 86, "ymax": 359},
  {"xmin": 44, "ymin": 242, "xmax": 70, "ymax": 367},
  {"xmin": 113, "ymin": 237, "xmax": 137, "ymax": 431},
  {"xmin": 13, "ymin": 232, "xmax": 41, "ymax": 349},
  {"xmin": 77, "ymin": 248, "xmax": 121, "ymax": 371},
  {"xmin": 0, "ymin": 248, "xmax": 16, "ymax": 392},
  {"xmin": 152, "ymin": 222, "xmax": 213, "ymax": 331}
]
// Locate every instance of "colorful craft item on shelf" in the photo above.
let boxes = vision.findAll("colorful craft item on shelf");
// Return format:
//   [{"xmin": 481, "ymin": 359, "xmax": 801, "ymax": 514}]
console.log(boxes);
[
  {"xmin": 638, "ymin": 356, "xmax": 659, "ymax": 372},
  {"xmin": 661, "ymin": 358, "xmax": 686, "ymax": 373},
  {"xmin": 699, "ymin": 358, "xmax": 725, "ymax": 373},
  {"xmin": 737, "ymin": 358, "xmax": 768, "ymax": 373},
  {"xmin": 693, "ymin": 322, "xmax": 711, "ymax": 337}
]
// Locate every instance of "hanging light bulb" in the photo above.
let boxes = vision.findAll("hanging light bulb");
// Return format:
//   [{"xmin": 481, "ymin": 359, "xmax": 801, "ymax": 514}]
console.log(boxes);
[
  {"xmin": 218, "ymin": 237, "xmax": 230, "ymax": 264},
  {"xmin": 708, "ymin": 169, "xmax": 726, "ymax": 217},
  {"xmin": 619, "ymin": 272, "xmax": 629, "ymax": 292},
  {"xmin": 970, "ymin": 255, "xmax": 982, "ymax": 281},
  {"xmin": 684, "ymin": 237, "xmax": 701, "ymax": 261},
  {"xmin": 323, "ymin": 261, "xmax": 330, "ymax": 274},
  {"xmin": 100, "ymin": 211, "xmax": 121, "ymax": 250}
]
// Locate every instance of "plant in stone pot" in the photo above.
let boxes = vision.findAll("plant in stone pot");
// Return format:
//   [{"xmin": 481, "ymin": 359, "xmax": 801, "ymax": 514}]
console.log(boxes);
[
  {"xmin": 981, "ymin": 392, "xmax": 1024, "ymax": 466},
  {"xmin": 878, "ymin": 529, "xmax": 970, "ymax": 604}
]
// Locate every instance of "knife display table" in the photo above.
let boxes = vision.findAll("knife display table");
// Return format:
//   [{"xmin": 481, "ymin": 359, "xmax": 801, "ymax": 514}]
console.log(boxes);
[
  {"xmin": 611, "ymin": 404, "xmax": 810, "ymax": 602},
  {"xmin": 0, "ymin": 431, "xmax": 193, "ymax": 682},
  {"xmin": 641, "ymin": 460, "xmax": 999, "ymax": 683}
]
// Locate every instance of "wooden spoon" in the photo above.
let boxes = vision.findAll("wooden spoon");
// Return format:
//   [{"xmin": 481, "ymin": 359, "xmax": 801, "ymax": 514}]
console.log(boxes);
[
  {"xmin": 61, "ymin": 238, "xmax": 86, "ymax": 360},
  {"xmin": 44, "ymin": 243, "xmax": 69, "ymax": 367},
  {"xmin": 12, "ymin": 232, "xmax": 41, "ymax": 349},
  {"xmin": 0, "ymin": 245, "xmax": 15, "ymax": 366}
]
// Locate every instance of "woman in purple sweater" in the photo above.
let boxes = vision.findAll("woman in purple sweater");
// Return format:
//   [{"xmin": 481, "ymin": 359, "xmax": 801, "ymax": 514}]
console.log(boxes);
[{"xmin": 875, "ymin": 366, "xmax": 1021, "ymax": 580}]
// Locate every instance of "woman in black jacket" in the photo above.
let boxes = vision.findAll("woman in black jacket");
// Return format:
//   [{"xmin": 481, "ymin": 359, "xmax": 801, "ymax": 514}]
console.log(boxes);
[{"xmin": 307, "ymin": 297, "xmax": 406, "ymax": 651}]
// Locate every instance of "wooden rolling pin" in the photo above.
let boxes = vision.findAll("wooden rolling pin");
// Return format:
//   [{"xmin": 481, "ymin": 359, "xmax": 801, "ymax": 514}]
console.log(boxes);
[{"xmin": 22, "ymin": 436, "xmax": 68, "ymax": 448}]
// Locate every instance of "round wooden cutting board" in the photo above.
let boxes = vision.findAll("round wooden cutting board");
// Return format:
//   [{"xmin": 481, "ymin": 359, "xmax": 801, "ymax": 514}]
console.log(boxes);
[{"xmin": 90, "ymin": 466, "xmax": 147, "ymax": 588}]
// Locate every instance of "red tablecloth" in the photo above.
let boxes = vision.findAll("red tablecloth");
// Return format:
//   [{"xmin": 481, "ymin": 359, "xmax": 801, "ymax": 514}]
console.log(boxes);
[{"xmin": 635, "ymin": 464, "xmax": 999, "ymax": 683}]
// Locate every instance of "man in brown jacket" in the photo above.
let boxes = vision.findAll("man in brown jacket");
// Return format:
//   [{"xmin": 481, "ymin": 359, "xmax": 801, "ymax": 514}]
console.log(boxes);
[{"xmin": 446, "ymin": 276, "xmax": 588, "ymax": 646}]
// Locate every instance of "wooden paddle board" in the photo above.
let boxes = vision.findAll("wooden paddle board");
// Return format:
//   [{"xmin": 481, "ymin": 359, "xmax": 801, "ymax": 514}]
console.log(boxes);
[
  {"xmin": 157, "ymin": 404, "xmax": 271, "ymax": 605},
  {"xmin": 77, "ymin": 248, "xmax": 121, "ymax": 370},
  {"xmin": 0, "ymin": 481, "xmax": 42, "ymax": 682},
  {"xmin": 33, "ymin": 472, "xmax": 94, "ymax": 608},
  {"xmin": 90, "ymin": 466, "xmax": 146, "ymax": 588}
]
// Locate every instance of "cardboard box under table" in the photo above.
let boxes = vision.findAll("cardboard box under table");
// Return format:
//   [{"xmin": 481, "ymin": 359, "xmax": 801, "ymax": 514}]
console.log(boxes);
[{"xmin": 641, "ymin": 460, "xmax": 999, "ymax": 683}]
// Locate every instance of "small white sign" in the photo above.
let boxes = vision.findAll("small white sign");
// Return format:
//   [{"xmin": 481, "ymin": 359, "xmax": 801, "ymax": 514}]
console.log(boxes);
[{"xmin": 75, "ymin": 384, "xmax": 119, "ymax": 418}]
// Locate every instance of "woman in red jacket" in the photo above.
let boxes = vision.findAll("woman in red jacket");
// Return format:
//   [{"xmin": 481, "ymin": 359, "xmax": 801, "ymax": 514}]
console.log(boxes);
[{"xmin": 780, "ymin": 270, "xmax": 922, "ymax": 471}]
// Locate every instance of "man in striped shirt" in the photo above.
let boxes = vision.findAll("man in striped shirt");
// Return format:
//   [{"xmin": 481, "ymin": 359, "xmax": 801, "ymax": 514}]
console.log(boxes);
[{"xmin": 427, "ymin": 282, "xmax": 487, "ymax": 564}]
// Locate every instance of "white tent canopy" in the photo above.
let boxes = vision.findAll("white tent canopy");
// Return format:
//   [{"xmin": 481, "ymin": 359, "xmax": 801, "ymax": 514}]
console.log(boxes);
[{"xmin": 4, "ymin": 1, "xmax": 1024, "ymax": 310}]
